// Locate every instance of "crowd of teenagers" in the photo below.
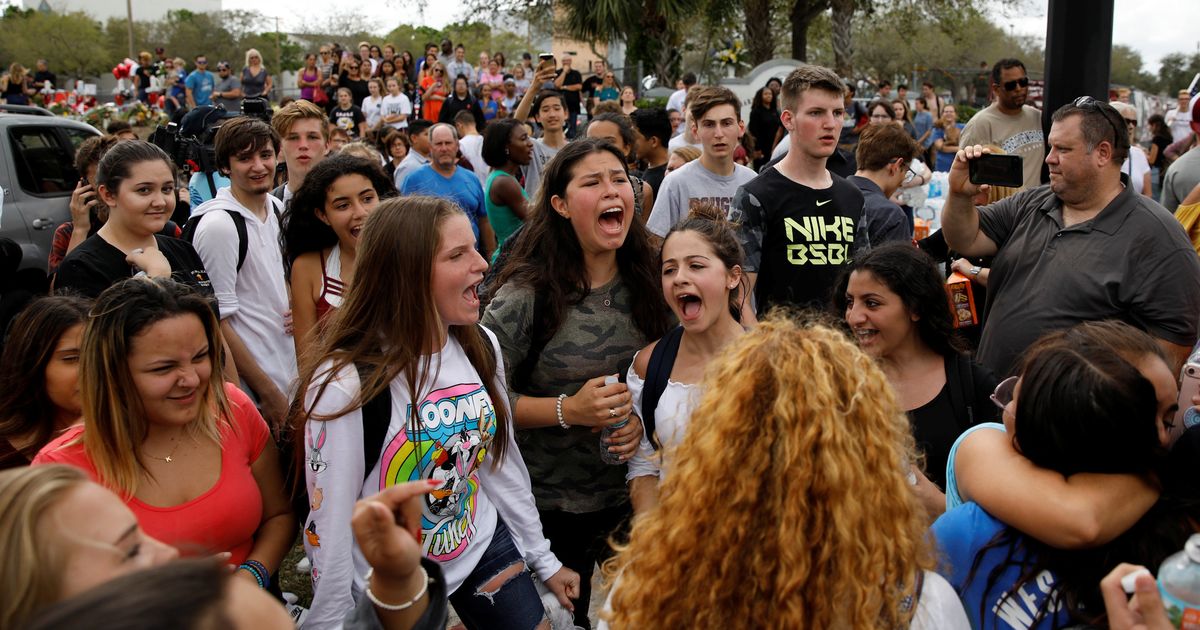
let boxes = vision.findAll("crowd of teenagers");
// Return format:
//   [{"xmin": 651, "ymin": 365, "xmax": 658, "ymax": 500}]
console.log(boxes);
[{"xmin": 3, "ymin": 53, "xmax": 1200, "ymax": 630}]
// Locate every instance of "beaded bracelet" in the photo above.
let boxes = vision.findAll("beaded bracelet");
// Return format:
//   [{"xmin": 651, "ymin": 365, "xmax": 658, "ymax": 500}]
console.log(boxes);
[
  {"xmin": 238, "ymin": 560, "xmax": 270, "ymax": 589},
  {"xmin": 556, "ymin": 394, "xmax": 569, "ymax": 429},
  {"xmin": 364, "ymin": 566, "xmax": 432, "ymax": 611}
]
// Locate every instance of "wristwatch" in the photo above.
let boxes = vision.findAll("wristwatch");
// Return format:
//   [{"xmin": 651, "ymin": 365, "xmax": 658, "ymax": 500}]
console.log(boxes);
[{"xmin": 968, "ymin": 266, "xmax": 981, "ymax": 276}]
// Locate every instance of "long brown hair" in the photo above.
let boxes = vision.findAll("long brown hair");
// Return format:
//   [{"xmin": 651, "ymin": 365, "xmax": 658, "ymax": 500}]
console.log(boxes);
[
  {"xmin": 292, "ymin": 196, "xmax": 510, "ymax": 469},
  {"xmin": 0, "ymin": 295, "xmax": 91, "ymax": 460},
  {"xmin": 494, "ymin": 138, "xmax": 670, "ymax": 351},
  {"xmin": 79, "ymin": 278, "xmax": 230, "ymax": 497}
]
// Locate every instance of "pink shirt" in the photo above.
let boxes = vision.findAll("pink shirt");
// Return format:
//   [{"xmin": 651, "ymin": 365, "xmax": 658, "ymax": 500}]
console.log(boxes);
[
  {"xmin": 478, "ymin": 71, "xmax": 504, "ymax": 100},
  {"xmin": 34, "ymin": 383, "xmax": 270, "ymax": 565}
]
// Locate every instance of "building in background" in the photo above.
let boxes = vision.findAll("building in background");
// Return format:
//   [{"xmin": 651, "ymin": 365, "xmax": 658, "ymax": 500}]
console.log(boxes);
[{"xmin": 22, "ymin": 0, "xmax": 222, "ymax": 23}]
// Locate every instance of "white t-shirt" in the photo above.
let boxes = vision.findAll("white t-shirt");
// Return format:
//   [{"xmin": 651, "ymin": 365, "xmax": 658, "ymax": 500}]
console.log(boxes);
[
  {"xmin": 1168, "ymin": 106, "xmax": 1193, "ymax": 144},
  {"xmin": 625, "ymin": 351, "xmax": 701, "ymax": 482},
  {"xmin": 301, "ymin": 329, "xmax": 561, "ymax": 629},
  {"xmin": 381, "ymin": 93, "xmax": 412, "ymax": 130},
  {"xmin": 666, "ymin": 88, "xmax": 687, "ymax": 115},
  {"xmin": 361, "ymin": 95, "xmax": 384, "ymax": 129},
  {"xmin": 459, "ymin": 134, "xmax": 488, "ymax": 187},
  {"xmin": 520, "ymin": 138, "xmax": 560, "ymax": 199},
  {"xmin": 1122, "ymin": 145, "xmax": 1152, "ymax": 195},
  {"xmin": 647, "ymin": 159, "xmax": 758, "ymax": 237},
  {"xmin": 190, "ymin": 190, "xmax": 296, "ymax": 396}
]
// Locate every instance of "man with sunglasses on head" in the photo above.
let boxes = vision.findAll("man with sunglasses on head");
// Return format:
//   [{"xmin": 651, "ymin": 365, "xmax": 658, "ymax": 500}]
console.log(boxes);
[
  {"xmin": 959, "ymin": 59, "xmax": 1045, "ymax": 190},
  {"xmin": 943, "ymin": 97, "xmax": 1200, "ymax": 379}
]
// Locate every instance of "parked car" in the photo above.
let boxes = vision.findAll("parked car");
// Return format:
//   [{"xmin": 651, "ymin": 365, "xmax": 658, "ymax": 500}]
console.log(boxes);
[{"xmin": 0, "ymin": 109, "xmax": 100, "ymax": 280}]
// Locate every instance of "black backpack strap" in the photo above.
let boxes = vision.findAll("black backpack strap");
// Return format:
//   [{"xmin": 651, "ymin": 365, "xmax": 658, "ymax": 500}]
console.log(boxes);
[
  {"xmin": 223, "ymin": 209, "xmax": 249, "ymax": 272},
  {"xmin": 356, "ymin": 361, "xmax": 392, "ymax": 483},
  {"xmin": 946, "ymin": 353, "xmax": 976, "ymax": 431},
  {"xmin": 642, "ymin": 326, "xmax": 684, "ymax": 451}
]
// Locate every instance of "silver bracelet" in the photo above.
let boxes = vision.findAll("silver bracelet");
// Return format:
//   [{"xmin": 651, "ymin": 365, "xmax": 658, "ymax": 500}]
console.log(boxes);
[
  {"xmin": 556, "ymin": 393, "xmax": 570, "ymax": 429},
  {"xmin": 363, "ymin": 566, "xmax": 431, "ymax": 611}
]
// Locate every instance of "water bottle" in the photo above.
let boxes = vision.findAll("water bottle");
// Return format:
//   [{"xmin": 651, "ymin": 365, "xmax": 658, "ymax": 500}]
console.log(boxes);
[
  {"xmin": 1159, "ymin": 533, "xmax": 1200, "ymax": 628},
  {"xmin": 600, "ymin": 375, "xmax": 627, "ymax": 465}
]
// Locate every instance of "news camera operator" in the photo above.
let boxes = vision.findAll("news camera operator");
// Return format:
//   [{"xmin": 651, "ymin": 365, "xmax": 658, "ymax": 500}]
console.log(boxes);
[
  {"xmin": 153, "ymin": 100, "xmax": 272, "ymax": 208},
  {"xmin": 941, "ymin": 97, "xmax": 1200, "ymax": 378}
]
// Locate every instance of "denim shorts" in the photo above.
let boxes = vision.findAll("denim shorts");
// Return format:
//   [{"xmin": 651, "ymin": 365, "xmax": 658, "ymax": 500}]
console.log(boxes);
[{"xmin": 448, "ymin": 517, "xmax": 546, "ymax": 630}]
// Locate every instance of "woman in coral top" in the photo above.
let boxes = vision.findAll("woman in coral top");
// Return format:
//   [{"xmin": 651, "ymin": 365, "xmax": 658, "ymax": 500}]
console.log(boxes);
[{"xmin": 34, "ymin": 278, "xmax": 294, "ymax": 586}]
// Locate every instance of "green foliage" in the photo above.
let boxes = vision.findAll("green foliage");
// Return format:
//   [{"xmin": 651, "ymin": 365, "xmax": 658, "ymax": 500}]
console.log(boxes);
[
  {"xmin": 1157, "ymin": 52, "xmax": 1200, "ymax": 96},
  {"xmin": 1109, "ymin": 44, "xmax": 1155, "ymax": 91},
  {"xmin": 379, "ymin": 21, "xmax": 533, "ymax": 62},
  {"xmin": 0, "ymin": 10, "xmax": 110, "ymax": 81},
  {"xmin": 635, "ymin": 96, "xmax": 669, "ymax": 109}
]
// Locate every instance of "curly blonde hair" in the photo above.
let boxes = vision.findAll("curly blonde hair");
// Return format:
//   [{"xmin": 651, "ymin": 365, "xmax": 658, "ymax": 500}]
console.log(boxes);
[{"xmin": 603, "ymin": 314, "xmax": 932, "ymax": 628}]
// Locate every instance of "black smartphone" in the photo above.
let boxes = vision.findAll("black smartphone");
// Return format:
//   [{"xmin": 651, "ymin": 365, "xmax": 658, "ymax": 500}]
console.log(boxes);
[
  {"xmin": 969, "ymin": 154, "xmax": 1023, "ymax": 188},
  {"xmin": 537, "ymin": 52, "xmax": 555, "ymax": 71}
]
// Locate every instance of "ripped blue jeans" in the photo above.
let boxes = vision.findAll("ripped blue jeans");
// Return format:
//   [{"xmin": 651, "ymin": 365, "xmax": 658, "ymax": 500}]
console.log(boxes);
[{"xmin": 448, "ymin": 518, "xmax": 546, "ymax": 630}]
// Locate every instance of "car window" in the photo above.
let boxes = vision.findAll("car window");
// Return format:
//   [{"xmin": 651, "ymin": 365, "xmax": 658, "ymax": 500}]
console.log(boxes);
[
  {"xmin": 62, "ymin": 127, "xmax": 94, "ymax": 153},
  {"xmin": 9, "ymin": 126, "xmax": 79, "ymax": 196}
]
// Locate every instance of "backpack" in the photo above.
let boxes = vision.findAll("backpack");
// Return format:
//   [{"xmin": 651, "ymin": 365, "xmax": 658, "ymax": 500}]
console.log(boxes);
[
  {"xmin": 179, "ymin": 200, "xmax": 283, "ymax": 272},
  {"xmin": 640, "ymin": 325, "xmax": 684, "ymax": 451},
  {"xmin": 359, "ymin": 324, "xmax": 496, "ymax": 481}
]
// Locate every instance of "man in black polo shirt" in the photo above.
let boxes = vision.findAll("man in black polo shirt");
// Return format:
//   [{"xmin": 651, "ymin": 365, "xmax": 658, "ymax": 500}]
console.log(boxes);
[
  {"xmin": 729, "ymin": 64, "xmax": 866, "ymax": 324},
  {"xmin": 943, "ymin": 98, "xmax": 1200, "ymax": 377},
  {"xmin": 553, "ymin": 55, "xmax": 583, "ymax": 138}
]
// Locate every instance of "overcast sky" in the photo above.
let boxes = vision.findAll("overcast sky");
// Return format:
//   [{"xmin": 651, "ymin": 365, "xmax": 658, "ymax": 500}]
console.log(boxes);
[{"xmin": 4, "ymin": 0, "xmax": 1197, "ymax": 73}]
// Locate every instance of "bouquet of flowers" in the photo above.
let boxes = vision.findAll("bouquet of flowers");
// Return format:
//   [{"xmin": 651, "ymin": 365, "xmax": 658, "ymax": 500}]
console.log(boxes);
[{"xmin": 713, "ymin": 39, "xmax": 747, "ymax": 69}]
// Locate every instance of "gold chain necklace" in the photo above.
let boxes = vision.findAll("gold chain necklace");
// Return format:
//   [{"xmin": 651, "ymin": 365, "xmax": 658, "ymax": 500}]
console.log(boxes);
[{"xmin": 144, "ymin": 439, "xmax": 182, "ymax": 464}]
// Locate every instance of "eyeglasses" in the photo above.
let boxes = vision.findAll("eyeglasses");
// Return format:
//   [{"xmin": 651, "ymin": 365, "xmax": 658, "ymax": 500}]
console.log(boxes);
[
  {"xmin": 990, "ymin": 376, "xmax": 1019, "ymax": 410},
  {"xmin": 1072, "ymin": 95, "xmax": 1125, "ymax": 148},
  {"xmin": 196, "ymin": 60, "xmax": 208, "ymax": 65},
  {"xmin": 1002, "ymin": 77, "xmax": 1029, "ymax": 92},
  {"xmin": 320, "ymin": 51, "xmax": 330, "ymax": 55}
]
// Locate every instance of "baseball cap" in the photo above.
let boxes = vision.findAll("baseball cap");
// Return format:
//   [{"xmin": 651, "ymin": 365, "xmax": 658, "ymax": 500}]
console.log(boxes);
[{"xmin": 504, "ymin": 77, "xmax": 516, "ymax": 85}]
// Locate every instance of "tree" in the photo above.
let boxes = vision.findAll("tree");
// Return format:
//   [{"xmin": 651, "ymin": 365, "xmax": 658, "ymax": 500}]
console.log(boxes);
[
  {"xmin": 1157, "ymin": 52, "xmax": 1200, "ymax": 95},
  {"xmin": 1109, "ymin": 44, "xmax": 1153, "ymax": 90},
  {"xmin": 830, "ymin": 0, "xmax": 856, "ymax": 75},
  {"xmin": 789, "ymin": 0, "xmax": 829, "ymax": 61},
  {"xmin": 0, "ymin": 10, "xmax": 110, "ymax": 81},
  {"xmin": 742, "ymin": 0, "xmax": 776, "ymax": 66}
]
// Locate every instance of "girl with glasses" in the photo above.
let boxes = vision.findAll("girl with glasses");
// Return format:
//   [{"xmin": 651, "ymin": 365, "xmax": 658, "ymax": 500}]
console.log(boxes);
[
  {"xmin": 933, "ymin": 320, "xmax": 1194, "ymax": 630},
  {"xmin": 419, "ymin": 62, "xmax": 448, "ymax": 123}
]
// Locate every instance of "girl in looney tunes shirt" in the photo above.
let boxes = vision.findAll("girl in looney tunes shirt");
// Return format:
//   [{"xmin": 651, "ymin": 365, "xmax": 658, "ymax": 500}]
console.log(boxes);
[{"xmin": 295, "ymin": 197, "xmax": 579, "ymax": 630}]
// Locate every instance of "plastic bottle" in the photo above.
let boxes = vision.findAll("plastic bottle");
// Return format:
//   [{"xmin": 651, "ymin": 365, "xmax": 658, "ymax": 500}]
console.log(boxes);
[
  {"xmin": 1159, "ymin": 533, "xmax": 1200, "ymax": 629},
  {"xmin": 600, "ymin": 375, "xmax": 627, "ymax": 465}
]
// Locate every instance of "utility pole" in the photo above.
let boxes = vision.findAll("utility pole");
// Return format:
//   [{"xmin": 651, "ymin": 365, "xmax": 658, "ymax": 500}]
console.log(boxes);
[
  {"xmin": 275, "ymin": 15, "xmax": 281, "ymax": 100},
  {"xmin": 126, "ymin": 0, "xmax": 134, "ymax": 59}
]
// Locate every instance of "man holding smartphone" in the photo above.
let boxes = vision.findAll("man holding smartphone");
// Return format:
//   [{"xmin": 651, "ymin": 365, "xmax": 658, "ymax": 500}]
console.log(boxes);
[
  {"xmin": 943, "ymin": 98, "xmax": 1200, "ymax": 378},
  {"xmin": 959, "ymin": 58, "xmax": 1045, "ymax": 190},
  {"xmin": 553, "ymin": 54, "xmax": 583, "ymax": 138}
]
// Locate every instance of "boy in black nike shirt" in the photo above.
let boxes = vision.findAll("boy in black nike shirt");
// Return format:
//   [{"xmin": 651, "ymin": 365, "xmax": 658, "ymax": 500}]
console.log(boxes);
[{"xmin": 729, "ymin": 64, "xmax": 867, "ymax": 323}]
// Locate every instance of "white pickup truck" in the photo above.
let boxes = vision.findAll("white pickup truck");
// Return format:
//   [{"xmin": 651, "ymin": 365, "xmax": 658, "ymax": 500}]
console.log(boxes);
[{"xmin": 0, "ymin": 105, "xmax": 100, "ymax": 281}]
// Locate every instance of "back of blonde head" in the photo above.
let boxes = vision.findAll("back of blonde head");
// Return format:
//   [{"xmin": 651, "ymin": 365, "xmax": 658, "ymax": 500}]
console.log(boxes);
[
  {"xmin": 604, "ymin": 315, "xmax": 930, "ymax": 629},
  {"xmin": 0, "ymin": 465, "xmax": 87, "ymax": 629}
]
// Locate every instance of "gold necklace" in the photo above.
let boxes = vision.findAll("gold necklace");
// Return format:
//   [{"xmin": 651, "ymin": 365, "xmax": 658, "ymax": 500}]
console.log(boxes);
[{"xmin": 144, "ymin": 439, "xmax": 182, "ymax": 464}]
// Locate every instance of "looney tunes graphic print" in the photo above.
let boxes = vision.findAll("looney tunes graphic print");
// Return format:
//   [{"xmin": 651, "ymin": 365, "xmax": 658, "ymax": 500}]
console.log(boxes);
[{"xmin": 380, "ymin": 383, "xmax": 496, "ymax": 561}]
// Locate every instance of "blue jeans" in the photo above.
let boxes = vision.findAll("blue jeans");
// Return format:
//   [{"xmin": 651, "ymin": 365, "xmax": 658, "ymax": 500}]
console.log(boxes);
[{"xmin": 448, "ymin": 518, "xmax": 546, "ymax": 630}]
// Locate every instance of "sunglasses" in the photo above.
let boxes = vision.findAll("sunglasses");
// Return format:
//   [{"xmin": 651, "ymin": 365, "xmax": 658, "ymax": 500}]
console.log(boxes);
[
  {"xmin": 1072, "ymin": 95, "xmax": 1125, "ymax": 147},
  {"xmin": 1002, "ymin": 77, "xmax": 1029, "ymax": 92},
  {"xmin": 1124, "ymin": 118, "xmax": 1137, "ymax": 127},
  {"xmin": 197, "ymin": 60, "xmax": 208, "ymax": 65},
  {"xmin": 990, "ymin": 376, "xmax": 1018, "ymax": 410}
]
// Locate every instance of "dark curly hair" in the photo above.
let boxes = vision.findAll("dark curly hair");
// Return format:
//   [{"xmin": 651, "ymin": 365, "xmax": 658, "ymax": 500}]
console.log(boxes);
[
  {"xmin": 832, "ymin": 243, "xmax": 963, "ymax": 358},
  {"xmin": 282, "ymin": 153, "xmax": 398, "ymax": 263}
]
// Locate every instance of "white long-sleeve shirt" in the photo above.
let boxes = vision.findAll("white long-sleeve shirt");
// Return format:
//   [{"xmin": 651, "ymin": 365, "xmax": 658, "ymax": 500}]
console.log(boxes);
[{"xmin": 301, "ymin": 327, "xmax": 562, "ymax": 629}]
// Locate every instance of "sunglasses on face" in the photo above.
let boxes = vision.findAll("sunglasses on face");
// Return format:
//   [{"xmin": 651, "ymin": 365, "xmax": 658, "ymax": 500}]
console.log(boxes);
[
  {"xmin": 197, "ymin": 60, "xmax": 208, "ymax": 65},
  {"xmin": 990, "ymin": 376, "xmax": 1019, "ymax": 411},
  {"xmin": 1002, "ymin": 77, "xmax": 1029, "ymax": 92},
  {"xmin": 1125, "ymin": 118, "xmax": 1137, "ymax": 127}
]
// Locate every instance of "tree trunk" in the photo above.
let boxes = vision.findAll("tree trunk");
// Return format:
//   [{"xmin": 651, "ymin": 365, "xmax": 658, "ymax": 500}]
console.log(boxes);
[
  {"xmin": 831, "ymin": 0, "xmax": 855, "ymax": 76},
  {"xmin": 744, "ymin": 0, "xmax": 775, "ymax": 66},
  {"xmin": 789, "ymin": 0, "xmax": 829, "ymax": 62}
]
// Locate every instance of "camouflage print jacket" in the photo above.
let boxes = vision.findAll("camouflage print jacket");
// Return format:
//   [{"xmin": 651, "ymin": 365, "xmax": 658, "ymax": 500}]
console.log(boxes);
[{"xmin": 481, "ymin": 277, "xmax": 645, "ymax": 513}]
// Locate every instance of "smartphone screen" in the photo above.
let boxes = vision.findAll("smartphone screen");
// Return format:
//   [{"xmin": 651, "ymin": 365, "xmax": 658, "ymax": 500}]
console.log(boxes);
[{"xmin": 968, "ymin": 154, "xmax": 1023, "ymax": 188}]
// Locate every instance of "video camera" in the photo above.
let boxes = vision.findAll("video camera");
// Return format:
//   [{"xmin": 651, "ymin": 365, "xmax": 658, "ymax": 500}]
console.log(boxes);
[{"xmin": 148, "ymin": 99, "xmax": 273, "ymax": 176}]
